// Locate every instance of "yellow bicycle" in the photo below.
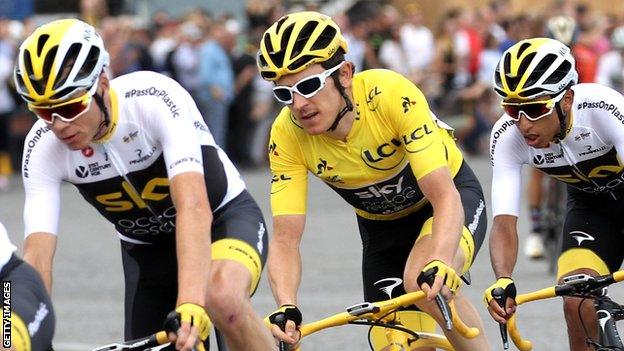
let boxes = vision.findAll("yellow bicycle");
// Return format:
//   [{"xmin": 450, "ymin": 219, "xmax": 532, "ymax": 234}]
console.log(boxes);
[
  {"xmin": 275, "ymin": 291, "xmax": 480, "ymax": 351},
  {"xmin": 502, "ymin": 270, "xmax": 624, "ymax": 350}
]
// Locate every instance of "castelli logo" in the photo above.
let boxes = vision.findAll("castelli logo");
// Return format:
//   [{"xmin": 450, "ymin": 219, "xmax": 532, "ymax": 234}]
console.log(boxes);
[{"xmin": 82, "ymin": 147, "xmax": 94, "ymax": 157}]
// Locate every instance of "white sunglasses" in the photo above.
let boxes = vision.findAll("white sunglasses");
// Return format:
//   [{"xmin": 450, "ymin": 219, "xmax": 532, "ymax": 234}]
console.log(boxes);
[{"xmin": 272, "ymin": 62, "xmax": 344, "ymax": 104}]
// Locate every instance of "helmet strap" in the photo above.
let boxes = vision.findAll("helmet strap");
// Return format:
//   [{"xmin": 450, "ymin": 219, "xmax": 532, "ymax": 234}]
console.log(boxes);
[
  {"xmin": 92, "ymin": 92, "xmax": 111, "ymax": 141},
  {"xmin": 326, "ymin": 75, "xmax": 353, "ymax": 132},
  {"xmin": 554, "ymin": 102, "xmax": 568, "ymax": 141}
]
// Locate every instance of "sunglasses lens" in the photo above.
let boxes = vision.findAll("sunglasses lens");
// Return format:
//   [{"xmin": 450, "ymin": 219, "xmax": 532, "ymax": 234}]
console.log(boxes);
[
  {"xmin": 520, "ymin": 103, "xmax": 551, "ymax": 120},
  {"xmin": 273, "ymin": 88, "xmax": 292, "ymax": 103},
  {"xmin": 296, "ymin": 77, "xmax": 322, "ymax": 96},
  {"xmin": 503, "ymin": 102, "xmax": 552, "ymax": 121},
  {"xmin": 31, "ymin": 99, "xmax": 89, "ymax": 123},
  {"xmin": 502, "ymin": 105, "xmax": 520, "ymax": 120}
]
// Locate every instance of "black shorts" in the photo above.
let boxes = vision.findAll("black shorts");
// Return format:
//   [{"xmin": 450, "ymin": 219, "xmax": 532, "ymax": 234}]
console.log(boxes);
[
  {"xmin": 0, "ymin": 254, "xmax": 55, "ymax": 351},
  {"xmin": 558, "ymin": 186, "xmax": 624, "ymax": 278},
  {"xmin": 120, "ymin": 189, "xmax": 268, "ymax": 345},
  {"xmin": 358, "ymin": 161, "xmax": 487, "ymax": 303}
]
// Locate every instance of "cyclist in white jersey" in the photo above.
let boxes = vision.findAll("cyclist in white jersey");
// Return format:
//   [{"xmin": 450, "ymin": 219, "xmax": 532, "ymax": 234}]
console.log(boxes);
[
  {"xmin": 0, "ymin": 221, "xmax": 55, "ymax": 351},
  {"xmin": 13, "ymin": 19, "xmax": 273, "ymax": 351},
  {"xmin": 483, "ymin": 37, "xmax": 624, "ymax": 351}
]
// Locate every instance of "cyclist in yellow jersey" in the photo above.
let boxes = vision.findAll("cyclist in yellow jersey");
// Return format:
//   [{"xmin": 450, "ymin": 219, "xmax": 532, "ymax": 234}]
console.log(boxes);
[{"xmin": 258, "ymin": 11, "xmax": 491, "ymax": 350}]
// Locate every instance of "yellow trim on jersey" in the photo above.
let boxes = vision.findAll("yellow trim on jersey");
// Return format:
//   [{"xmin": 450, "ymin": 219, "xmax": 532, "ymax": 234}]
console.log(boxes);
[
  {"xmin": 93, "ymin": 87, "xmax": 120, "ymax": 143},
  {"xmin": 269, "ymin": 69, "xmax": 464, "ymax": 221},
  {"xmin": 10, "ymin": 312, "xmax": 32, "ymax": 351},
  {"xmin": 211, "ymin": 239, "xmax": 263, "ymax": 294},
  {"xmin": 416, "ymin": 217, "xmax": 475, "ymax": 275},
  {"xmin": 557, "ymin": 248, "xmax": 610, "ymax": 280}
]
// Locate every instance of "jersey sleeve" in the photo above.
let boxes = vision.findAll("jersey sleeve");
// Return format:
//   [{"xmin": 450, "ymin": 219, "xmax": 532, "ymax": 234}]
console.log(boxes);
[
  {"xmin": 592, "ymin": 86, "xmax": 624, "ymax": 159},
  {"xmin": 268, "ymin": 110, "xmax": 309, "ymax": 216},
  {"xmin": 145, "ymin": 73, "xmax": 205, "ymax": 179},
  {"xmin": 21, "ymin": 126, "xmax": 64, "ymax": 236},
  {"xmin": 489, "ymin": 117, "xmax": 526, "ymax": 217},
  {"xmin": 383, "ymin": 72, "xmax": 450, "ymax": 179}
]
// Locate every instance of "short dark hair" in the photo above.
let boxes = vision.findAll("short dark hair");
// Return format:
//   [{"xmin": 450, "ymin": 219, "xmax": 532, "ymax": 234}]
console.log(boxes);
[{"xmin": 321, "ymin": 49, "xmax": 354, "ymax": 76}]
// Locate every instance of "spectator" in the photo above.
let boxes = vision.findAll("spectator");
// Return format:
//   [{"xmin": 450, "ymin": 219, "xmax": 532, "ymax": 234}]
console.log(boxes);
[{"xmin": 197, "ymin": 21, "xmax": 235, "ymax": 149}]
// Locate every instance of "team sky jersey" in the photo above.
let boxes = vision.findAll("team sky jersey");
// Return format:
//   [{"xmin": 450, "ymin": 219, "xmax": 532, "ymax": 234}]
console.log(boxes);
[
  {"xmin": 490, "ymin": 83, "xmax": 624, "ymax": 217},
  {"xmin": 269, "ymin": 69, "xmax": 463, "ymax": 221},
  {"xmin": 22, "ymin": 71, "xmax": 245, "ymax": 244}
]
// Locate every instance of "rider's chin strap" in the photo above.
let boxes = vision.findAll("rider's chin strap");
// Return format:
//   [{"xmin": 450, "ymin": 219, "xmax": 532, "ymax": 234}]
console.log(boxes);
[
  {"xmin": 326, "ymin": 75, "xmax": 354, "ymax": 132},
  {"xmin": 554, "ymin": 102, "xmax": 568, "ymax": 141},
  {"xmin": 93, "ymin": 92, "xmax": 110, "ymax": 140}
]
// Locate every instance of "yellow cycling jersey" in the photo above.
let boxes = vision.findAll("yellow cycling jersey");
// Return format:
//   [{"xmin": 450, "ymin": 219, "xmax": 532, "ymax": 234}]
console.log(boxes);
[{"xmin": 269, "ymin": 69, "xmax": 464, "ymax": 220}]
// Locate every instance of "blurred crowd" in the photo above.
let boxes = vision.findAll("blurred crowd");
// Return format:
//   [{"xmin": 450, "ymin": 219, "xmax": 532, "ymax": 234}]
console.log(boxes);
[{"xmin": 2, "ymin": 0, "xmax": 624, "ymax": 191}]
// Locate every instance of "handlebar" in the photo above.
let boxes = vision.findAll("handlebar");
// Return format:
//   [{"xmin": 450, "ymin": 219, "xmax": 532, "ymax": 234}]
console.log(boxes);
[
  {"xmin": 506, "ymin": 270, "xmax": 624, "ymax": 351},
  {"xmin": 295, "ymin": 290, "xmax": 479, "ymax": 339},
  {"xmin": 91, "ymin": 331, "xmax": 169, "ymax": 351}
]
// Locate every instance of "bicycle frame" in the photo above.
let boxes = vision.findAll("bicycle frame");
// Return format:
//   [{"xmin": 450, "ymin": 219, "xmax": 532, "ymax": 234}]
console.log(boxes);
[
  {"xmin": 292, "ymin": 291, "xmax": 479, "ymax": 351},
  {"xmin": 506, "ymin": 271, "xmax": 624, "ymax": 351},
  {"xmin": 91, "ymin": 331, "xmax": 169, "ymax": 351}
]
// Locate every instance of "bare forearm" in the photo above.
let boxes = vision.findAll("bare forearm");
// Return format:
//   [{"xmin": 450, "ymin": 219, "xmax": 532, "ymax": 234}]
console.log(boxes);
[
  {"xmin": 431, "ymin": 192, "xmax": 464, "ymax": 263},
  {"xmin": 22, "ymin": 233, "xmax": 56, "ymax": 294},
  {"xmin": 176, "ymin": 207, "xmax": 212, "ymax": 305},
  {"xmin": 267, "ymin": 239, "xmax": 302, "ymax": 306},
  {"xmin": 489, "ymin": 216, "xmax": 519, "ymax": 278}
]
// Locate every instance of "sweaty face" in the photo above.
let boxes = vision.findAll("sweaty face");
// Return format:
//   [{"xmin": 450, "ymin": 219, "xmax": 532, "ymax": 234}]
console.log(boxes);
[{"xmin": 275, "ymin": 64, "xmax": 344, "ymax": 135}]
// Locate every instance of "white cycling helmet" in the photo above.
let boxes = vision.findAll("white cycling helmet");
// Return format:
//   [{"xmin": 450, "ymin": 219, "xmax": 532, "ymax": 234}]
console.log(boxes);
[
  {"xmin": 14, "ymin": 18, "xmax": 110, "ymax": 106},
  {"xmin": 494, "ymin": 37, "xmax": 578, "ymax": 100},
  {"xmin": 546, "ymin": 15, "xmax": 578, "ymax": 46},
  {"xmin": 611, "ymin": 26, "xmax": 624, "ymax": 50}
]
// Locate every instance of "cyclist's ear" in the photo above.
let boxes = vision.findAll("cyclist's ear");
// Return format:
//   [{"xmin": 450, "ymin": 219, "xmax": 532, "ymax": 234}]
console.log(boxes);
[{"xmin": 338, "ymin": 61, "xmax": 354, "ymax": 88}]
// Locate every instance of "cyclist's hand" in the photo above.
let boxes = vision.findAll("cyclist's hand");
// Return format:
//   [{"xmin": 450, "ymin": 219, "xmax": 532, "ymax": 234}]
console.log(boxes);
[
  {"xmin": 265, "ymin": 304, "xmax": 302, "ymax": 349},
  {"xmin": 484, "ymin": 277, "xmax": 517, "ymax": 324},
  {"xmin": 164, "ymin": 303, "xmax": 211, "ymax": 351},
  {"xmin": 417, "ymin": 260, "xmax": 461, "ymax": 300}
]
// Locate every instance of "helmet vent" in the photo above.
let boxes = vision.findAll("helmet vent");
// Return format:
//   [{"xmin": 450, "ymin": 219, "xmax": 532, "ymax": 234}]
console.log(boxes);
[
  {"xmin": 288, "ymin": 54, "xmax": 321, "ymax": 71},
  {"xmin": 275, "ymin": 16, "xmax": 288, "ymax": 34},
  {"xmin": 53, "ymin": 43, "xmax": 81, "ymax": 90},
  {"xmin": 41, "ymin": 45, "xmax": 58, "ymax": 85},
  {"xmin": 76, "ymin": 46, "xmax": 100, "ymax": 81},
  {"xmin": 310, "ymin": 25, "xmax": 336, "ymax": 51},
  {"xmin": 516, "ymin": 42, "xmax": 532, "ymax": 59},
  {"xmin": 543, "ymin": 60, "xmax": 571, "ymax": 85},
  {"xmin": 291, "ymin": 21, "xmax": 319, "ymax": 58},
  {"xmin": 37, "ymin": 34, "xmax": 50, "ymax": 57},
  {"xmin": 51, "ymin": 86, "xmax": 77, "ymax": 100},
  {"xmin": 525, "ymin": 53, "xmax": 556, "ymax": 87},
  {"xmin": 519, "ymin": 88, "xmax": 545, "ymax": 98}
]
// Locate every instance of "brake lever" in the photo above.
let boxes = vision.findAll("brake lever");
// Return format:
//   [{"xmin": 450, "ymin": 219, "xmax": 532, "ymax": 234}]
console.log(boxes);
[
  {"xmin": 434, "ymin": 293, "xmax": 453, "ymax": 331},
  {"xmin": 492, "ymin": 287, "xmax": 509, "ymax": 349},
  {"xmin": 272, "ymin": 313, "xmax": 289, "ymax": 351}
]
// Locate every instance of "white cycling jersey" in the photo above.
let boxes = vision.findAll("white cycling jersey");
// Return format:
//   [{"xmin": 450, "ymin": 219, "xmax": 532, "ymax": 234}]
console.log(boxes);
[
  {"xmin": 22, "ymin": 71, "xmax": 245, "ymax": 244},
  {"xmin": 490, "ymin": 83, "xmax": 624, "ymax": 217},
  {"xmin": 0, "ymin": 221, "xmax": 16, "ymax": 272}
]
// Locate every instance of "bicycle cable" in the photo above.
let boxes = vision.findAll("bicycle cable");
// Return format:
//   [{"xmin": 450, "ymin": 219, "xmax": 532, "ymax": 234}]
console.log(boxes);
[{"xmin": 578, "ymin": 297, "xmax": 596, "ymax": 348}]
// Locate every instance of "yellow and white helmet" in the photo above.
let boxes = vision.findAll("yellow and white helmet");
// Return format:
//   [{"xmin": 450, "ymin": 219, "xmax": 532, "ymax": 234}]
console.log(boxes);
[
  {"xmin": 14, "ymin": 18, "xmax": 109, "ymax": 106},
  {"xmin": 257, "ymin": 11, "xmax": 348, "ymax": 81},
  {"xmin": 493, "ymin": 37, "xmax": 578, "ymax": 100}
]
